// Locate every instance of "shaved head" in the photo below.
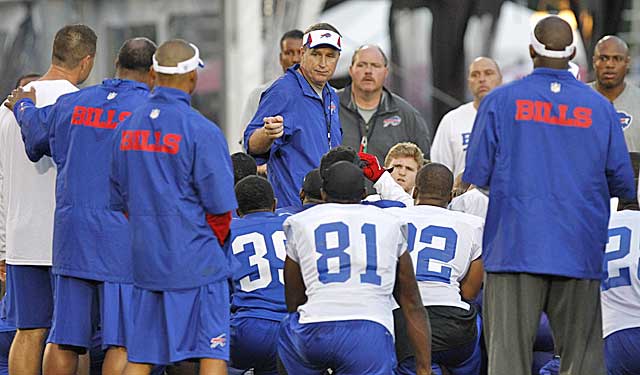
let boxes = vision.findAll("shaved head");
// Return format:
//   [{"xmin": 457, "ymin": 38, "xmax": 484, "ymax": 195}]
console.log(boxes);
[
  {"xmin": 469, "ymin": 57, "xmax": 500, "ymax": 73},
  {"xmin": 154, "ymin": 39, "xmax": 196, "ymax": 68},
  {"xmin": 153, "ymin": 39, "xmax": 200, "ymax": 93},
  {"xmin": 468, "ymin": 56, "xmax": 502, "ymax": 104},
  {"xmin": 534, "ymin": 16, "xmax": 573, "ymax": 52},
  {"xmin": 414, "ymin": 163, "xmax": 453, "ymax": 203},
  {"xmin": 530, "ymin": 16, "xmax": 575, "ymax": 68},
  {"xmin": 595, "ymin": 35, "xmax": 629, "ymax": 56},
  {"xmin": 593, "ymin": 35, "xmax": 630, "ymax": 94}
]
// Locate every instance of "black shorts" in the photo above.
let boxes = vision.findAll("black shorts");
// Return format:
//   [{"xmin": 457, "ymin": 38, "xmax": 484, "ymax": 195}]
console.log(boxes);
[{"xmin": 394, "ymin": 304, "xmax": 477, "ymax": 361}]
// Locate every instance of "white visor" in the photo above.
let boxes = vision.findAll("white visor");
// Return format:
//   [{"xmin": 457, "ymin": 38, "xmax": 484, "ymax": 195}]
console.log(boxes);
[
  {"xmin": 303, "ymin": 30, "xmax": 342, "ymax": 51},
  {"xmin": 152, "ymin": 43, "xmax": 205, "ymax": 75},
  {"xmin": 530, "ymin": 19, "xmax": 576, "ymax": 59}
]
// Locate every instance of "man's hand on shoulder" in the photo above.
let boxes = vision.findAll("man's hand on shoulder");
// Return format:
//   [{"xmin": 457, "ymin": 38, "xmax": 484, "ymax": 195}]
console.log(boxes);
[
  {"xmin": 4, "ymin": 86, "xmax": 36, "ymax": 112},
  {"xmin": 262, "ymin": 116, "xmax": 284, "ymax": 140}
]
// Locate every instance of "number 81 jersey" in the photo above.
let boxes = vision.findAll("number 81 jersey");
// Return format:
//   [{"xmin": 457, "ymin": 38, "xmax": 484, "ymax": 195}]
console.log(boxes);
[
  {"xmin": 602, "ymin": 210, "xmax": 640, "ymax": 338},
  {"xmin": 283, "ymin": 203, "xmax": 407, "ymax": 335},
  {"xmin": 388, "ymin": 205, "xmax": 483, "ymax": 310}
]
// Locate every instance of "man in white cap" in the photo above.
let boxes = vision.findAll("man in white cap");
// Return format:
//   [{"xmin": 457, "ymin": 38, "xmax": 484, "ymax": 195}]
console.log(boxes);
[{"xmin": 244, "ymin": 23, "xmax": 343, "ymax": 209}]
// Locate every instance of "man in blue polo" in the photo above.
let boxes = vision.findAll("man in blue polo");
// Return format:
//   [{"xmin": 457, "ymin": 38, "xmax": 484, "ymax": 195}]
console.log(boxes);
[
  {"xmin": 5, "ymin": 38, "xmax": 156, "ymax": 374},
  {"xmin": 244, "ymin": 22, "xmax": 343, "ymax": 208},
  {"xmin": 111, "ymin": 39, "xmax": 236, "ymax": 374},
  {"xmin": 464, "ymin": 16, "xmax": 635, "ymax": 374}
]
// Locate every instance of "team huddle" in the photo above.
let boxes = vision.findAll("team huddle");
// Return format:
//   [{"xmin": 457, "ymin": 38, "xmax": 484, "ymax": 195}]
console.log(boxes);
[{"xmin": 0, "ymin": 12, "xmax": 638, "ymax": 375}]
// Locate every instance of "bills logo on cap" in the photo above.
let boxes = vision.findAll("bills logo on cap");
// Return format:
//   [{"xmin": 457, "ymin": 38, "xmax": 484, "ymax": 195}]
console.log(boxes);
[
  {"xmin": 618, "ymin": 111, "xmax": 632, "ymax": 130},
  {"xmin": 303, "ymin": 29, "xmax": 342, "ymax": 51},
  {"xmin": 383, "ymin": 115, "xmax": 402, "ymax": 128}
]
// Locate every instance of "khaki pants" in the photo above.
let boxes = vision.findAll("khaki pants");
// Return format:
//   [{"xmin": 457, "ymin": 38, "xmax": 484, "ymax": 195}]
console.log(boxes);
[{"xmin": 483, "ymin": 272, "xmax": 605, "ymax": 375}]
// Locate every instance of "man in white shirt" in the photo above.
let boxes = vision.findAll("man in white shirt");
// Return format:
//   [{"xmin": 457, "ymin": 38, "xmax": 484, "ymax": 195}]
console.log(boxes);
[
  {"xmin": 0, "ymin": 24, "xmax": 96, "ymax": 375},
  {"xmin": 389, "ymin": 163, "xmax": 484, "ymax": 375},
  {"xmin": 280, "ymin": 161, "xmax": 432, "ymax": 375},
  {"xmin": 431, "ymin": 57, "xmax": 502, "ymax": 177}
]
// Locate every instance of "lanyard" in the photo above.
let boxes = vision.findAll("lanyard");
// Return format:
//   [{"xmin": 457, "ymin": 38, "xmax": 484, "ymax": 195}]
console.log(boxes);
[
  {"xmin": 359, "ymin": 136, "xmax": 368, "ymax": 153},
  {"xmin": 323, "ymin": 85, "xmax": 332, "ymax": 149}
]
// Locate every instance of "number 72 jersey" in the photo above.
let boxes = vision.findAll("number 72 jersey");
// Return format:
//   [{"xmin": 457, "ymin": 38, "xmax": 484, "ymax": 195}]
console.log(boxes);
[
  {"xmin": 602, "ymin": 210, "xmax": 640, "ymax": 339},
  {"xmin": 283, "ymin": 203, "xmax": 407, "ymax": 335},
  {"xmin": 388, "ymin": 205, "xmax": 483, "ymax": 310}
]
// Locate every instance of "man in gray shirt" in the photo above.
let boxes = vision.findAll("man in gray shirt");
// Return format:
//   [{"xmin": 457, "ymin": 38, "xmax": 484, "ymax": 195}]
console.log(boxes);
[
  {"xmin": 590, "ymin": 35, "xmax": 640, "ymax": 152},
  {"xmin": 338, "ymin": 45, "xmax": 432, "ymax": 162}
]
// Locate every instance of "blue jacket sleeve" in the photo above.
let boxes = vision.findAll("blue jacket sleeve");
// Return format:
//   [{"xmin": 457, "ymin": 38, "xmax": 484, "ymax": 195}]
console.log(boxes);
[
  {"xmin": 13, "ymin": 98, "xmax": 54, "ymax": 162},
  {"xmin": 463, "ymin": 94, "xmax": 499, "ymax": 188},
  {"xmin": 605, "ymin": 104, "xmax": 636, "ymax": 199},
  {"xmin": 195, "ymin": 124, "xmax": 238, "ymax": 215},
  {"xmin": 243, "ymin": 84, "xmax": 292, "ymax": 164}
]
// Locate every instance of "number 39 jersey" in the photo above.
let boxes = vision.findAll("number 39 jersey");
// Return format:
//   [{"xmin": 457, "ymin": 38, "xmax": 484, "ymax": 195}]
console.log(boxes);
[
  {"xmin": 230, "ymin": 212, "xmax": 288, "ymax": 321},
  {"xmin": 283, "ymin": 203, "xmax": 407, "ymax": 335},
  {"xmin": 602, "ymin": 210, "xmax": 640, "ymax": 338},
  {"xmin": 388, "ymin": 205, "xmax": 483, "ymax": 310}
]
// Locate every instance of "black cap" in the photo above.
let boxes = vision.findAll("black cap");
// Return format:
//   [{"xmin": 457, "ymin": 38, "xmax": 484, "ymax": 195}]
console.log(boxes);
[
  {"xmin": 321, "ymin": 161, "xmax": 365, "ymax": 202},
  {"xmin": 303, "ymin": 168, "xmax": 322, "ymax": 200}
]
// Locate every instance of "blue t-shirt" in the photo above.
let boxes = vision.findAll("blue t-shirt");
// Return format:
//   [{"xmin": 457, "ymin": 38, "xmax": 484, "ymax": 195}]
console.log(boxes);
[
  {"xmin": 230, "ymin": 211, "xmax": 287, "ymax": 321},
  {"xmin": 463, "ymin": 68, "xmax": 636, "ymax": 279},
  {"xmin": 244, "ymin": 65, "xmax": 342, "ymax": 208},
  {"xmin": 14, "ymin": 79, "xmax": 150, "ymax": 282},
  {"xmin": 110, "ymin": 86, "xmax": 237, "ymax": 290}
]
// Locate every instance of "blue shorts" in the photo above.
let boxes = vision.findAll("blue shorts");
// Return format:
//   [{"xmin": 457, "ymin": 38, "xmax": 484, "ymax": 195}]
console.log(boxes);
[
  {"xmin": 605, "ymin": 327, "xmax": 640, "ymax": 375},
  {"xmin": 127, "ymin": 281, "xmax": 230, "ymax": 365},
  {"xmin": 230, "ymin": 316, "xmax": 280, "ymax": 374},
  {"xmin": 278, "ymin": 313, "xmax": 396, "ymax": 375},
  {"xmin": 49, "ymin": 275, "xmax": 133, "ymax": 350},
  {"xmin": 6, "ymin": 264, "xmax": 53, "ymax": 329}
]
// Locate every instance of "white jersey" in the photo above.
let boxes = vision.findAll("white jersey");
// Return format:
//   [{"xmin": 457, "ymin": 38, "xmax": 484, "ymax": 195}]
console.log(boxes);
[
  {"xmin": 283, "ymin": 203, "xmax": 407, "ymax": 335},
  {"xmin": 0, "ymin": 80, "xmax": 77, "ymax": 265},
  {"xmin": 431, "ymin": 102, "xmax": 476, "ymax": 177},
  {"xmin": 602, "ymin": 210, "xmax": 640, "ymax": 338},
  {"xmin": 449, "ymin": 188, "xmax": 488, "ymax": 219},
  {"xmin": 388, "ymin": 205, "xmax": 483, "ymax": 310}
]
